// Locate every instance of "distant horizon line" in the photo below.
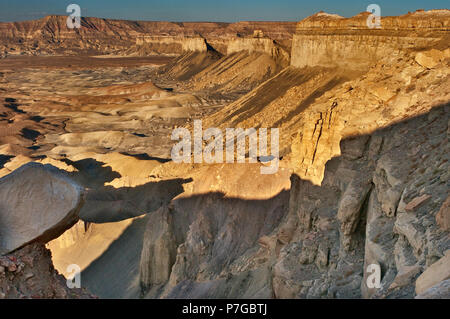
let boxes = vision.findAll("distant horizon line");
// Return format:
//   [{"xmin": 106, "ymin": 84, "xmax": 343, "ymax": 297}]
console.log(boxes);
[
  {"xmin": 0, "ymin": 14, "xmax": 298, "ymax": 24},
  {"xmin": 2, "ymin": 8, "xmax": 448, "ymax": 24}
]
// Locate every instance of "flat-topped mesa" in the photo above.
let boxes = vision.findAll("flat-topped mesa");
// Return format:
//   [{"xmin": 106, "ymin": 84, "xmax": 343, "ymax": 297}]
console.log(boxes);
[
  {"xmin": 296, "ymin": 10, "xmax": 450, "ymax": 32},
  {"xmin": 0, "ymin": 15, "xmax": 296, "ymax": 56},
  {"xmin": 226, "ymin": 35, "xmax": 290, "ymax": 65},
  {"xmin": 135, "ymin": 36, "xmax": 208, "ymax": 54},
  {"xmin": 135, "ymin": 32, "xmax": 291, "ymax": 61},
  {"xmin": 291, "ymin": 10, "xmax": 450, "ymax": 69},
  {"xmin": 227, "ymin": 36, "xmax": 274, "ymax": 55}
]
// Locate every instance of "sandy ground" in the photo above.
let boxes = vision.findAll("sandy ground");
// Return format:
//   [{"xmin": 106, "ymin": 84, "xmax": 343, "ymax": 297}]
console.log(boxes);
[
  {"xmin": 0, "ymin": 55, "xmax": 233, "ymax": 297},
  {"xmin": 0, "ymin": 55, "xmax": 173, "ymax": 71},
  {"xmin": 0, "ymin": 52, "xmax": 292, "ymax": 298}
]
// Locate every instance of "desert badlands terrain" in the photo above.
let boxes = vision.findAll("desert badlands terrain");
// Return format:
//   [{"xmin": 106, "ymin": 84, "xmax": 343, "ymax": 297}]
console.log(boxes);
[{"xmin": 0, "ymin": 9, "xmax": 449, "ymax": 299}]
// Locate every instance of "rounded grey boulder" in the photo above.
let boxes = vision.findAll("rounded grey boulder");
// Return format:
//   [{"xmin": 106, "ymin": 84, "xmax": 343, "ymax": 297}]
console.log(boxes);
[{"xmin": 0, "ymin": 162, "xmax": 84, "ymax": 255}]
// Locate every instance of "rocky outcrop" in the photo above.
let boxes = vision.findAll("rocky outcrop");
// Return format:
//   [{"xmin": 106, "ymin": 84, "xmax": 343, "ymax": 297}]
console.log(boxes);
[
  {"xmin": 436, "ymin": 196, "xmax": 450, "ymax": 231},
  {"xmin": 135, "ymin": 36, "xmax": 208, "ymax": 54},
  {"xmin": 0, "ymin": 162, "xmax": 84, "ymax": 255},
  {"xmin": 415, "ymin": 279, "xmax": 450, "ymax": 299},
  {"xmin": 139, "ymin": 164, "xmax": 291, "ymax": 298},
  {"xmin": 226, "ymin": 37, "xmax": 290, "ymax": 65},
  {"xmin": 0, "ymin": 15, "xmax": 296, "ymax": 56},
  {"xmin": 0, "ymin": 243, "xmax": 93, "ymax": 298},
  {"xmin": 139, "ymin": 206, "xmax": 177, "ymax": 289},
  {"xmin": 135, "ymin": 104, "xmax": 448, "ymax": 299},
  {"xmin": 415, "ymin": 251, "xmax": 450, "ymax": 295},
  {"xmin": 277, "ymin": 104, "xmax": 449, "ymax": 299},
  {"xmin": 290, "ymin": 47, "xmax": 449, "ymax": 185},
  {"xmin": 291, "ymin": 10, "xmax": 450, "ymax": 69}
]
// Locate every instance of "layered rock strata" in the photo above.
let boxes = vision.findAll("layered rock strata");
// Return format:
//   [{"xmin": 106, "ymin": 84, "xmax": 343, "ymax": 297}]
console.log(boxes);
[{"xmin": 291, "ymin": 10, "xmax": 450, "ymax": 69}]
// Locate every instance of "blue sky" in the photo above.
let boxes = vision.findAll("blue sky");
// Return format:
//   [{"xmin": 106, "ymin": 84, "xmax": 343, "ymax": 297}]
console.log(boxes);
[{"xmin": 0, "ymin": 0, "xmax": 448, "ymax": 22}]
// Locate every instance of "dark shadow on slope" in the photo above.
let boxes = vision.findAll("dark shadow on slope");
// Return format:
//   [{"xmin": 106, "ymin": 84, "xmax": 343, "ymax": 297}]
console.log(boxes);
[
  {"xmin": 222, "ymin": 67, "xmax": 328, "ymax": 126},
  {"xmin": 81, "ymin": 189, "xmax": 289, "ymax": 298},
  {"xmin": 119, "ymin": 151, "xmax": 170, "ymax": 163},
  {"xmin": 79, "ymin": 176, "xmax": 192, "ymax": 223},
  {"xmin": 0, "ymin": 155, "xmax": 14, "ymax": 169},
  {"xmin": 30, "ymin": 115, "xmax": 44, "ymax": 123},
  {"xmin": 156, "ymin": 50, "xmax": 223, "ymax": 81},
  {"xmin": 169, "ymin": 190, "xmax": 290, "ymax": 267},
  {"xmin": 59, "ymin": 157, "xmax": 191, "ymax": 222},
  {"xmin": 20, "ymin": 128, "xmax": 40, "ymax": 141},
  {"xmin": 273, "ymin": 76, "xmax": 347, "ymax": 127},
  {"xmin": 62, "ymin": 157, "xmax": 121, "ymax": 189},
  {"xmin": 4, "ymin": 98, "xmax": 25, "ymax": 114},
  {"xmin": 66, "ymin": 104, "xmax": 450, "ymax": 299},
  {"xmin": 81, "ymin": 215, "xmax": 149, "ymax": 299}
]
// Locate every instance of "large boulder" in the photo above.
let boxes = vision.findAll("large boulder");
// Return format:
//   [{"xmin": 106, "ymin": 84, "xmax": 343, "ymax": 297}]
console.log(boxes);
[
  {"xmin": 415, "ymin": 279, "xmax": 450, "ymax": 299},
  {"xmin": 0, "ymin": 163, "xmax": 84, "ymax": 255},
  {"xmin": 436, "ymin": 196, "xmax": 450, "ymax": 231},
  {"xmin": 415, "ymin": 251, "xmax": 450, "ymax": 295}
]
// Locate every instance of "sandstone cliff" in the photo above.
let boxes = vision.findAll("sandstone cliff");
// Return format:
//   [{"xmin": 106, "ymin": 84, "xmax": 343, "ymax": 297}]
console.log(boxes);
[
  {"xmin": 291, "ymin": 10, "xmax": 450, "ymax": 69},
  {"xmin": 202, "ymin": 10, "xmax": 449, "ymax": 185},
  {"xmin": 129, "ymin": 10, "xmax": 449, "ymax": 299},
  {"xmin": 134, "ymin": 36, "xmax": 208, "ymax": 55},
  {"xmin": 137, "ymin": 104, "xmax": 449, "ymax": 299},
  {"xmin": 0, "ymin": 15, "xmax": 296, "ymax": 57}
]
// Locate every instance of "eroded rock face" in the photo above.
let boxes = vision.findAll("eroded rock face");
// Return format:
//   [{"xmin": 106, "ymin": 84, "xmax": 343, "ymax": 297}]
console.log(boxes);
[
  {"xmin": 135, "ymin": 37, "xmax": 208, "ymax": 54},
  {"xmin": 0, "ymin": 162, "xmax": 84, "ymax": 255},
  {"xmin": 278, "ymin": 105, "xmax": 450, "ymax": 299},
  {"xmin": 415, "ymin": 279, "xmax": 450, "ymax": 299},
  {"xmin": 436, "ymin": 196, "xmax": 450, "ymax": 231},
  {"xmin": 139, "ymin": 164, "xmax": 291, "ymax": 298},
  {"xmin": 415, "ymin": 49, "xmax": 450, "ymax": 69},
  {"xmin": 291, "ymin": 10, "xmax": 450, "ymax": 69},
  {"xmin": 289, "ymin": 48, "xmax": 449, "ymax": 185},
  {"xmin": 415, "ymin": 251, "xmax": 450, "ymax": 295},
  {"xmin": 140, "ymin": 206, "xmax": 177, "ymax": 289},
  {"xmin": 0, "ymin": 15, "xmax": 296, "ymax": 57},
  {"xmin": 226, "ymin": 37, "xmax": 290, "ymax": 66},
  {"xmin": 137, "ymin": 104, "xmax": 448, "ymax": 299}
]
